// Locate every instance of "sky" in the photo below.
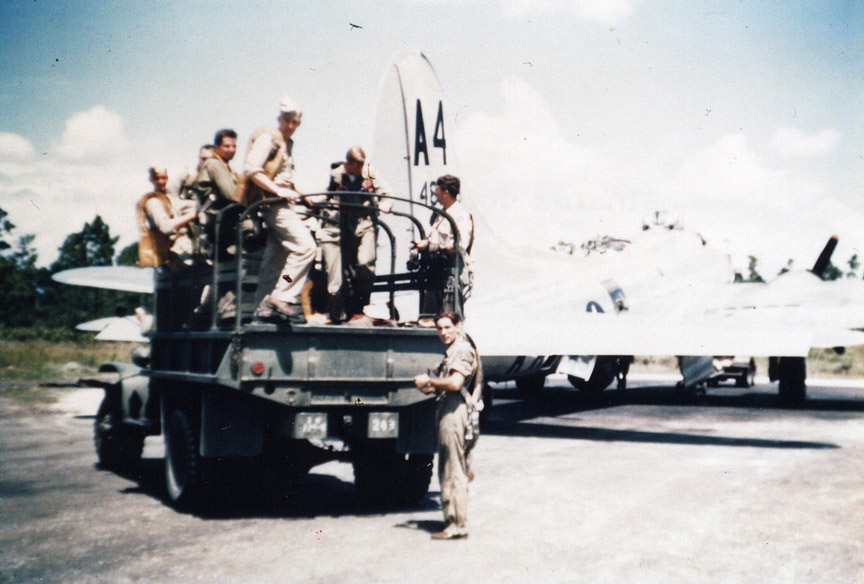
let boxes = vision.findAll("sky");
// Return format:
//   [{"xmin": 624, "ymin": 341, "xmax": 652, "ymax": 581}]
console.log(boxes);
[{"xmin": 1, "ymin": 0, "xmax": 863, "ymax": 278}]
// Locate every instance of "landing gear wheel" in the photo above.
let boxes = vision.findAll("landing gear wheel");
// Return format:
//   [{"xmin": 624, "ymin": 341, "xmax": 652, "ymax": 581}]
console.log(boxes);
[
  {"xmin": 515, "ymin": 375, "xmax": 545, "ymax": 396},
  {"xmin": 479, "ymin": 383, "xmax": 493, "ymax": 427},
  {"xmin": 777, "ymin": 357, "xmax": 806, "ymax": 405},
  {"xmin": 736, "ymin": 358, "xmax": 756, "ymax": 388},
  {"xmin": 164, "ymin": 406, "xmax": 206, "ymax": 510},
  {"xmin": 94, "ymin": 395, "xmax": 144, "ymax": 470},
  {"xmin": 568, "ymin": 357, "xmax": 617, "ymax": 393}
]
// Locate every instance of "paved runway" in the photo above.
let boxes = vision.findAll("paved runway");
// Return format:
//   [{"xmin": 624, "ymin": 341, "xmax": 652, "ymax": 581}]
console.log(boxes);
[{"xmin": 2, "ymin": 376, "xmax": 863, "ymax": 583}]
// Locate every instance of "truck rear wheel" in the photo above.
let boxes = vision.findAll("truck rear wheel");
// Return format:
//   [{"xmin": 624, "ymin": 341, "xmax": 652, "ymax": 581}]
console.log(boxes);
[
  {"xmin": 352, "ymin": 440, "xmax": 433, "ymax": 507},
  {"xmin": 94, "ymin": 395, "xmax": 145, "ymax": 470},
  {"xmin": 164, "ymin": 406, "xmax": 206, "ymax": 510}
]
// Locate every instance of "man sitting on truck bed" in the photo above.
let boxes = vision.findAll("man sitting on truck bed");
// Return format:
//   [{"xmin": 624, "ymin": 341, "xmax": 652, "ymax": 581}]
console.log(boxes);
[
  {"xmin": 196, "ymin": 128, "xmax": 239, "ymax": 205},
  {"xmin": 136, "ymin": 166, "xmax": 198, "ymax": 268}
]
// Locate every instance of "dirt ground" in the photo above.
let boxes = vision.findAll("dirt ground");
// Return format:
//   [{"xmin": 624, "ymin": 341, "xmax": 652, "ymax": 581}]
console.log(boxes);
[{"xmin": 2, "ymin": 376, "xmax": 864, "ymax": 583}]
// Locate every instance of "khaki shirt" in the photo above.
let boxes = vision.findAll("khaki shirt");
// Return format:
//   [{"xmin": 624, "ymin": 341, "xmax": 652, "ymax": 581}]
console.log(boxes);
[
  {"xmin": 244, "ymin": 130, "xmax": 294, "ymax": 187},
  {"xmin": 436, "ymin": 335, "xmax": 478, "ymax": 392},
  {"xmin": 429, "ymin": 201, "xmax": 473, "ymax": 256},
  {"xmin": 197, "ymin": 155, "xmax": 237, "ymax": 203}
]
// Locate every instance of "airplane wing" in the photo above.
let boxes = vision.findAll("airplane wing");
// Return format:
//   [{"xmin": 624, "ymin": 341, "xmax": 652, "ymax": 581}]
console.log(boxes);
[
  {"xmin": 52, "ymin": 266, "xmax": 155, "ymax": 294},
  {"xmin": 76, "ymin": 316, "xmax": 148, "ymax": 342}
]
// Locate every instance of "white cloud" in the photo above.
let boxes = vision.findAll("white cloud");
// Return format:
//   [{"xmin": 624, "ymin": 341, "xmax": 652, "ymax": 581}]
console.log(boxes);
[
  {"xmin": 0, "ymin": 132, "xmax": 35, "ymax": 159},
  {"xmin": 768, "ymin": 127, "xmax": 841, "ymax": 157},
  {"xmin": 0, "ymin": 107, "xmax": 149, "ymax": 265},
  {"xmin": 501, "ymin": 0, "xmax": 635, "ymax": 25},
  {"xmin": 51, "ymin": 105, "xmax": 131, "ymax": 161},
  {"xmin": 456, "ymin": 78, "xmax": 864, "ymax": 279}
]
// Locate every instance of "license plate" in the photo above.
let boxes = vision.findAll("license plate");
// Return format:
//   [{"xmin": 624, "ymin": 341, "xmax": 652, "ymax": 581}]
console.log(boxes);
[
  {"xmin": 294, "ymin": 412, "xmax": 327, "ymax": 439},
  {"xmin": 368, "ymin": 412, "xmax": 399, "ymax": 438}
]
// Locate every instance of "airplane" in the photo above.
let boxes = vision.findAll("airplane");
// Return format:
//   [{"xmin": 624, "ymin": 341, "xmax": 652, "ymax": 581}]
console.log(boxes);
[{"xmin": 54, "ymin": 50, "xmax": 864, "ymax": 414}]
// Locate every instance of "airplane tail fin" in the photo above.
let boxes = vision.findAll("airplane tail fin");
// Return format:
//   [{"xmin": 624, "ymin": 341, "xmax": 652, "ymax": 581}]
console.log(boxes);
[{"xmin": 810, "ymin": 235, "xmax": 838, "ymax": 279}]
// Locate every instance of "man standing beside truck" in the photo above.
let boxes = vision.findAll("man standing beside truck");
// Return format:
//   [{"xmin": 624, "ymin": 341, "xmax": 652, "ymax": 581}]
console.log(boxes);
[{"xmin": 414, "ymin": 311, "xmax": 480, "ymax": 540}]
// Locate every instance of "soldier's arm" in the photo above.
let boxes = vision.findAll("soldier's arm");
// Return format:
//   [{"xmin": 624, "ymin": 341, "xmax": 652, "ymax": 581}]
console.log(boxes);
[
  {"xmin": 414, "ymin": 371, "xmax": 465, "ymax": 394},
  {"xmin": 145, "ymin": 198, "xmax": 195, "ymax": 234}
]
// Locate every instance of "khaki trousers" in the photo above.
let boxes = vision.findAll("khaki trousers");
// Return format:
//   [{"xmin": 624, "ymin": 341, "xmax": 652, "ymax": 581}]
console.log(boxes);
[
  {"xmin": 437, "ymin": 393, "xmax": 469, "ymax": 529},
  {"xmin": 255, "ymin": 204, "xmax": 316, "ymax": 308}
]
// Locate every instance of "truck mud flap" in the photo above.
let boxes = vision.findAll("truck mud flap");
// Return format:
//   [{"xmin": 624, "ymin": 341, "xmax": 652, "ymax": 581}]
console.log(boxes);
[{"xmin": 200, "ymin": 387, "xmax": 264, "ymax": 457}]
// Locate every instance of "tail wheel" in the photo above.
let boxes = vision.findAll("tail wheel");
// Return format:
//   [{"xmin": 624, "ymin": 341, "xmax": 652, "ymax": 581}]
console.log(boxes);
[
  {"xmin": 94, "ymin": 395, "xmax": 145, "ymax": 470},
  {"xmin": 164, "ymin": 406, "xmax": 206, "ymax": 510}
]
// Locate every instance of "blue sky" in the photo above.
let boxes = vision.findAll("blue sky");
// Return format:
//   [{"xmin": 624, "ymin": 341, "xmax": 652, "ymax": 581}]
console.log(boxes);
[{"xmin": 1, "ymin": 0, "xmax": 863, "ymax": 277}]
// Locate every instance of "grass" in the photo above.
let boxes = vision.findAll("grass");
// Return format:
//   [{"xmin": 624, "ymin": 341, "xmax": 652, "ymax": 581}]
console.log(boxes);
[{"xmin": 0, "ymin": 339, "xmax": 139, "ymax": 406}]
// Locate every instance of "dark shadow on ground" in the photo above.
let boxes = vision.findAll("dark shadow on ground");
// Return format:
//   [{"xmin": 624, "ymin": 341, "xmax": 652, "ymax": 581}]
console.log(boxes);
[
  {"xmin": 488, "ymin": 383, "xmax": 864, "ymax": 422},
  {"xmin": 482, "ymin": 420, "xmax": 838, "ymax": 449},
  {"xmin": 481, "ymin": 384, "xmax": 852, "ymax": 449},
  {"xmin": 101, "ymin": 456, "xmax": 440, "ymax": 520},
  {"xmin": 393, "ymin": 519, "xmax": 447, "ymax": 534}
]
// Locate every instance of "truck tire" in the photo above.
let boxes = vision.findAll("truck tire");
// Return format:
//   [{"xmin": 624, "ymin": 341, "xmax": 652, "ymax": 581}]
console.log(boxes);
[
  {"xmin": 94, "ymin": 395, "xmax": 145, "ymax": 470},
  {"xmin": 164, "ymin": 406, "xmax": 206, "ymax": 510},
  {"xmin": 400, "ymin": 453, "xmax": 434, "ymax": 505},
  {"xmin": 352, "ymin": 440, "xmax": 433, "ymax": 507}
]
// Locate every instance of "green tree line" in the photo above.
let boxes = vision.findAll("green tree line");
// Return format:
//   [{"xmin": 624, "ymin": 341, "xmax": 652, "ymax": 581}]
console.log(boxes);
[{"xmin": 0, "ymin": 207, "xmax": 142, "ymax": 333}]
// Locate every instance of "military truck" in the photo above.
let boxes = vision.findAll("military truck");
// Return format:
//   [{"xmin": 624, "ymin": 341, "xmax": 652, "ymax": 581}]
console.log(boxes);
[{"xmin": 92, "ymin": 193, "xmax": 466, "ymax": 511}]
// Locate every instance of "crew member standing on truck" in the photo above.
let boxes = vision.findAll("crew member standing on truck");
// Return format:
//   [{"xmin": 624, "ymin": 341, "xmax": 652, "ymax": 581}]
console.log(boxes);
[
  {"xmin": 414, "ymin": 175, "xmax": 473, "ymax": 316},
  {"xmin": 414, "ymin": 311, "xmax": 480, "ymax": 540},
  {"xmin": 242, "ymin": 97, "xmax": 316, "ymax": 323},
  {"xmin": 136, "ymin": 166, "xmax": 198, "ymax": 268},
  {"xmin": 319, "ymin": 146, "xmax": 392, "ymax": 321}
]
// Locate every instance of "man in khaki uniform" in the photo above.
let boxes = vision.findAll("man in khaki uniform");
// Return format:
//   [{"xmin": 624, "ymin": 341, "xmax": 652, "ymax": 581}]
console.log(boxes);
[
  {"xmin": 414, "ymin": 311, "xmax": 480, "ymax": 540},
  {"xmin": 167, "ymin": 144, "xmax": 214, "ymax": 200},
  {"xmin": 319, "ymin": 146, "xmax": 392, "ymax": 320},
  {"xmin": 414, "ymin": 175, "xmax": 474, "ymax": 316},
  {"xmin": 243, "ymin": 97, "xmax": 316, "ymax": 322},
  {"xmin": 136, "ymin": 166, "xmax": 197, "ymax": 267},
  {"xmin": 196, "ymin": 128, "xmax": 238, "ymax": 204}
]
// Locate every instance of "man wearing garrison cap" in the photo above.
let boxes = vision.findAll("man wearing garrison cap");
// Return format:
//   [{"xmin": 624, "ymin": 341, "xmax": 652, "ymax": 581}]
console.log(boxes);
[{"xmin": 242, "ymin": 96, "xmax": 316, "ymax": 323}]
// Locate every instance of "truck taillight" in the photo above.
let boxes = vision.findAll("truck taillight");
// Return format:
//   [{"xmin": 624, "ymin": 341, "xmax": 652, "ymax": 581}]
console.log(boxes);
[{"xmin": 251, "ymin": 362, "xmax": 265, "ymax": 376}]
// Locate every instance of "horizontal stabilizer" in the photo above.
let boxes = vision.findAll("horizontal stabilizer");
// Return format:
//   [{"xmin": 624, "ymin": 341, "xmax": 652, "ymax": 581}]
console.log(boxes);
[
  {"xmin": 52, "ymin": 266, "xmax": 154, "ymax": 294},
  {"xmin": 76, "ymin": 316, "xmax": 147, "ymax": 342}
]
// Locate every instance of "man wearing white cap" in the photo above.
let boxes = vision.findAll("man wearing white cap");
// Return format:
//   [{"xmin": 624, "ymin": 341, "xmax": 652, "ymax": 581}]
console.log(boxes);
[{"xmin": 242, "ymin": 96, "xmax": 316, "ymax": 322}]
